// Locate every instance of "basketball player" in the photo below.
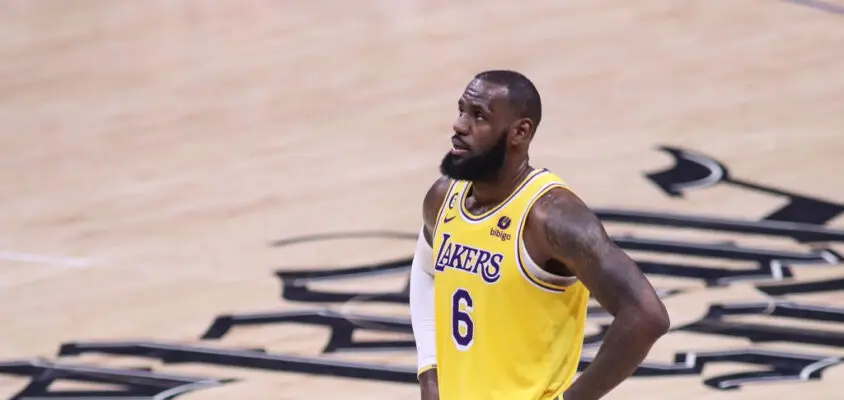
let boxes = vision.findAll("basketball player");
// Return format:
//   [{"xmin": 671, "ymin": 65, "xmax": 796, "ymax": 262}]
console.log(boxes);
[{"xmin": 409, "ymin": 70, "xmax": 670, "ymax": 400}]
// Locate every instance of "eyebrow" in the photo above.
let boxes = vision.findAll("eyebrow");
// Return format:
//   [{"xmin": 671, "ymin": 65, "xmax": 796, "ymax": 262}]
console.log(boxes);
[{"xmin": 459, "ymin": 98, "xmax": 493, "ymax": 114}]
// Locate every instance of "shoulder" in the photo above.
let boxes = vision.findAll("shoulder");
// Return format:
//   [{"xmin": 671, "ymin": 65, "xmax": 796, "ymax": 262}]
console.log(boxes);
[
  {"xmin": 529, "ymin": 186, "xmax": 595, "ymax": 225},
  {"xmin": 526, "ymin": 186, "xmax": 612, "ymax": 261},
  {"xmin": 422, "ymin": 176, "xmax": 453, "ymax": 231}
]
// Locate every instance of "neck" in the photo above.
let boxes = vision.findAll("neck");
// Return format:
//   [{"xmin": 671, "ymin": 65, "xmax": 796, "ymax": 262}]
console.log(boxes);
[{"xmin": 470, "ymin": 157, "xmax": 533, "ymax": 207}]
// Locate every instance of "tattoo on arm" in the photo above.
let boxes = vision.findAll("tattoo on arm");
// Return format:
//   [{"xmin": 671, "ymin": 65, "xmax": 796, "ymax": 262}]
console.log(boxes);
[
  {"xmin": 538, "ymin": 189, "xmax": 656, "ymax": 316},
  {"xmin": 536, "ymin": 188, "xmax": 670, "ymax": 400},
  {"xmin": 542, "ymin": 195, "xmax": 608, "ymax": 268}
]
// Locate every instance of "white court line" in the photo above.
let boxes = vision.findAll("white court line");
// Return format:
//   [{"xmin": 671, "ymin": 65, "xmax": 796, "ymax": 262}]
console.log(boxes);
[{"xmin": 0, "ymin": 249, "xmax": 92, "ymax": 268}]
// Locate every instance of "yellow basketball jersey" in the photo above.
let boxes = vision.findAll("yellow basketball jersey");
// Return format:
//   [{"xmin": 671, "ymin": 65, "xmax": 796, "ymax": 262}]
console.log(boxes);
[{"xmin": 430, "ymin": 168, "xmax": 590, "ymax": 400}]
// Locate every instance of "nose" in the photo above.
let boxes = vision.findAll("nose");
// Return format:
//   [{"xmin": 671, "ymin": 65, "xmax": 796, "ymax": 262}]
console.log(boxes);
[{"xmin": 453, "ymin": 114, "xmax": 470, "ymax": 136}]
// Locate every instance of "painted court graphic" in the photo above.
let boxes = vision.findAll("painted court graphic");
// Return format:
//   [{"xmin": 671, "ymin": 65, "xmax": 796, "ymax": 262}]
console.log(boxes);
[{"xmin": 1, "ymin": 146, "xmax": 842, "ymax": 399}]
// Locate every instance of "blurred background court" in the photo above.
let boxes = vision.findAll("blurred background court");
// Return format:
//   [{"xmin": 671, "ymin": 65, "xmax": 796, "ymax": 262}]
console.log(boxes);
[{"xmin": 1, "ymin": 1, "xmax": 842, "ymax": 398}]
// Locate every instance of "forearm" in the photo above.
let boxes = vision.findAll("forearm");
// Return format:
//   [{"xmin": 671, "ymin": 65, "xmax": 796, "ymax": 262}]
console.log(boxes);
[
  {"xmin": 409, "ymin": 226, "xmax": 438, "ymax": 398},
  {"xmin": 418, "ymin": 368, "xmax": 440, "ymax": 400},
  {"xmin": 564, "ymin": 307, "xmax": 667, "ymax": 400}
]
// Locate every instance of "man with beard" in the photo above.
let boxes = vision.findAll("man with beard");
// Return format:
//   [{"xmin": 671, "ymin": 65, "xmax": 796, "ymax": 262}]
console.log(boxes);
[{"xmin": 409, "ymin": 70, "xmax": 670, "ymax": 400}]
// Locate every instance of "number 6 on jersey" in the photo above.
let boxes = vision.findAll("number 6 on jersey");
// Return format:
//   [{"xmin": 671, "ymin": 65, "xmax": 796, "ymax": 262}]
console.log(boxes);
[{"xmin": 451, "ymin": 288, "xmax": 474, "ymax": 351}]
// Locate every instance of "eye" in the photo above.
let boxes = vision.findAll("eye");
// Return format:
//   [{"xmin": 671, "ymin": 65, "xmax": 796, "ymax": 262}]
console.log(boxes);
[{"xmin": 474, "ymin": 111, "xmax": 485, "ymax": 121}]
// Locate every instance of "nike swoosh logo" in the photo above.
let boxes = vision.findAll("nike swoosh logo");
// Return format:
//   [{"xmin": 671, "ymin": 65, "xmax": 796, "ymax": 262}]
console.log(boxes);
[{"xmin": 443, "ymin": 216, "xmax": 456, "ymax": 223}]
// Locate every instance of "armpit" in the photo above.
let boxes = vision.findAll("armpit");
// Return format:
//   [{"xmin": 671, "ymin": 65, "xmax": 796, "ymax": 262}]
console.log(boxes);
[
  {"xmin": 520, "ymin": 186, "xmax": 582, "ymax": 288},
  {"xmin": 519, "ymin": 236, "xmax": 579, "ymax": 287}
]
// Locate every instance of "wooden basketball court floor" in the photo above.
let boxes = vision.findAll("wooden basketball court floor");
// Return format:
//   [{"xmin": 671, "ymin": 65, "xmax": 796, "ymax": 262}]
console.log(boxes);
[{"xmin": 1, "ymin": 1, "xmax": 843, "ymax": 399}]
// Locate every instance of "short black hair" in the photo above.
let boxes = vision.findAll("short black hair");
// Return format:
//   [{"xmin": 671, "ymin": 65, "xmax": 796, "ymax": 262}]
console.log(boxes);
[{"xmin": 474, "ymin": 70, "xmax": 542, "ymax": 131}]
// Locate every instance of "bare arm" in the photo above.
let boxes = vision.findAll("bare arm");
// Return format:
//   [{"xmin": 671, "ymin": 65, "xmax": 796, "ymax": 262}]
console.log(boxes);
[
  {"xmin": 421, "ymin": 176, "xmax": 451, "ymax": 245},
  {"xmin": 530, "ymin": 188, "xmax": 670, "ymax": 400},
  {"xmin": 414, "ymin": 176, "xmax": 451, "ymax": 400}
]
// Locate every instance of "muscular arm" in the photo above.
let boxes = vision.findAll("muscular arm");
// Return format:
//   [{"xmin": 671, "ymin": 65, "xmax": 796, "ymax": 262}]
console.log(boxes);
[
  {"xmin": 421, "ymin": 176, "xmax": 451, "ymax": 244},
  {"xmin": 530, "ymin": 188, "xmax": 670, "ymax": 400},
  {"xmin": 411, "ymin": 176, "xmax": 450, "ymax": 400}
]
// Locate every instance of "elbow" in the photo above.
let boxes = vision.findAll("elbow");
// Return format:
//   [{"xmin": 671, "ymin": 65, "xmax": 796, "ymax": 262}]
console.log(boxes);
[
  {"xmin": 620, "ymin": 298, "xmax": 670, "ymax": 340},
  {"xmin": 641, "ymin": 301, "xmax": 671, "ymax": 339},
  {"xmin": 615, "ymin": 299, "xmax": 670, "ymax": 342}
]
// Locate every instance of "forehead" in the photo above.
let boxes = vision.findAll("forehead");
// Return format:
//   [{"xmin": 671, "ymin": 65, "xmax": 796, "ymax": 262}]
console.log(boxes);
[{"xmin": 460, "ymin": 79, "xmax": 510, "ymax": 110}]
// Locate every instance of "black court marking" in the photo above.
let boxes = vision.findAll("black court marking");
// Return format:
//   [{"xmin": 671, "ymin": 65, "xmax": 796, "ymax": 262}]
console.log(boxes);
[
  {"xmin": 0, "ymin": 359, "xmax": 229, "ymax": 399},
  {"xmin": 270, "ymin": 230, "xmax": 416, "ymax": 247},
  {"xmin": 646, "ymin": 146, "xmax": 844, "ymax": 225},
  {"xmin": 579, "ymin": 349, "xmax": 843, "ymax": 390},
  {"xmin": 58, "ymin": 341, "xmax": 418, "ymax": 384},
  {"xmin": 4, "ymin": 145, "xmax": 843, "ymax": 394},
  {"xmin": 781, "ymin": 0, "xmax": 844, "ymax": 15}
]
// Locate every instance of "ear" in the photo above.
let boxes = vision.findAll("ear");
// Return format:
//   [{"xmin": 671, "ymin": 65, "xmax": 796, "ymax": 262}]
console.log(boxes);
[{"xmin": 511, "ymin": 118, "xmax": 534, "ymax": 145}]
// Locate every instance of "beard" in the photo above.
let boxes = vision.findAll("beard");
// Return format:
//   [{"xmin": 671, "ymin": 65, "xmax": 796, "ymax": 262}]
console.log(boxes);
[{"xmin": 440, "ymin": 131, "xmax": 507, "ymax": 182}]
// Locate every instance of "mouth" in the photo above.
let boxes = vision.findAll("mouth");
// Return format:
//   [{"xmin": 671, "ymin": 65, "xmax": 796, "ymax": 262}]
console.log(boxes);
[{"xmin": 451, "ymin": 136, "xmax": 470, "ymax": 155}]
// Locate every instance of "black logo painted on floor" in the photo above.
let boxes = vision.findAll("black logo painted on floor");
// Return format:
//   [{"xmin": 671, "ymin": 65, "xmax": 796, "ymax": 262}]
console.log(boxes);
[{"xmin": 1, "ymin": 146, "xmax": 843, "ymax": 398}]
